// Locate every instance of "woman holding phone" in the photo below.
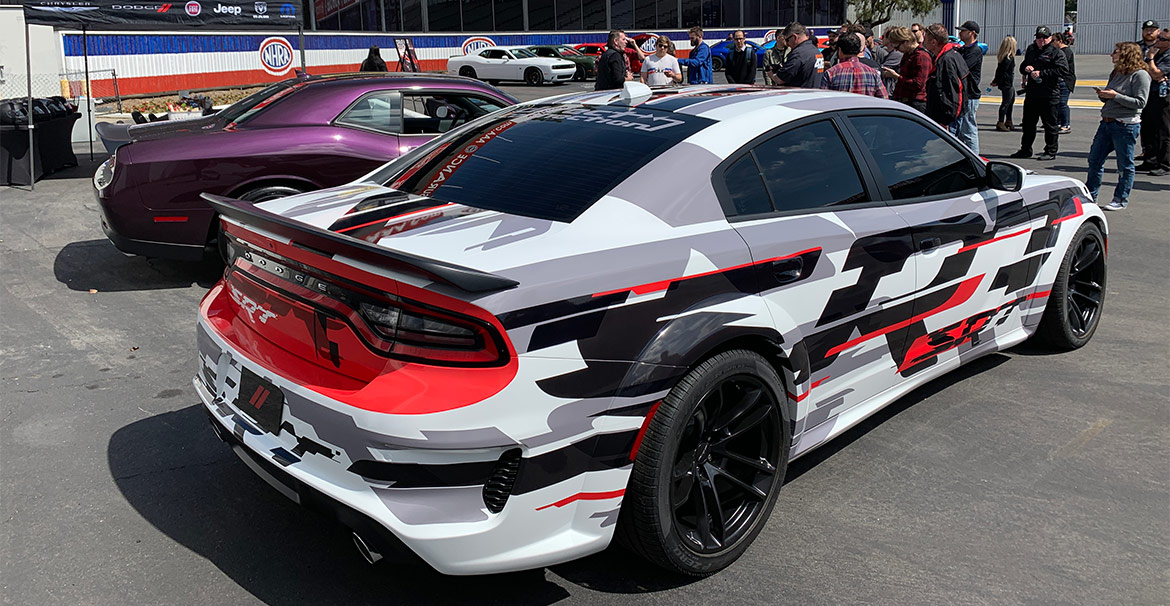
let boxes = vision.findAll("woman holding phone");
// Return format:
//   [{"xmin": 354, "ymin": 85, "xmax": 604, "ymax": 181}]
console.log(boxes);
[
  {"xmin": 641, "ymin": 36, "xmax": 683, "ymax": 87},
  {"xmin": 1086, "ymin": 42, "xmax": 1151, "ymax": 211}
]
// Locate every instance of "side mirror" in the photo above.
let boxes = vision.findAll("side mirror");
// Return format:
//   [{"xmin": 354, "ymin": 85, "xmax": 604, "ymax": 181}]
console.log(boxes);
[{"xmin": 986, "ymin": 160, "xmax": 1025, "ymax": 192}]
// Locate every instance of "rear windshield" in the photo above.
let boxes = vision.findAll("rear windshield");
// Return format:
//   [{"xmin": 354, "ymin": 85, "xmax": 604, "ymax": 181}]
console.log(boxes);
[
  {"xmin": 371, "ymin": 104, "xmax": 712, "ymax": 222},
  {"xmin": 218, "ymin": 81, "xmax": 296, "ymax": 124}
]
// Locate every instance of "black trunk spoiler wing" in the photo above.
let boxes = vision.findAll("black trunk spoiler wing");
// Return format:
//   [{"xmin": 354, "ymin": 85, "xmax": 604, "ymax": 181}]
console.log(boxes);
[{"xmin": 203, "ymin": 193, "xmax": 519, "ymax": 294}]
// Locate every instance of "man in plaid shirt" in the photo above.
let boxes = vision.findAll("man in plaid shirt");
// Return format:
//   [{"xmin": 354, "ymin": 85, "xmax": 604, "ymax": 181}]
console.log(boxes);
[{"xmin": 820, "ymin": 34, "xmax": 888, "ymax": 98}]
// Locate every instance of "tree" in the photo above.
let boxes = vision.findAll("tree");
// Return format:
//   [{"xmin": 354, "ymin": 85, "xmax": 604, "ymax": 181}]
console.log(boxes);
[{"xmin": 848, "ymin": 0, "xmax": 941, "ymax": 28}]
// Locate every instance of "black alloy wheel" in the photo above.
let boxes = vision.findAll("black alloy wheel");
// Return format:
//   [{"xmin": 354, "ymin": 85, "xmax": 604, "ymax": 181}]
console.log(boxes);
[
  {"xmin": 1034, "ymin": 222, "xmax": 1106, "ymax": 349},
  {"xmin": 573, "ymin": 65, "xmax": 585, "ymax": 81},
  {"xmin": 618, "ymin": 349, "xmax": 790, "ymax": 576},
  {"xmin": 458, "ymin": 66, "xmax": 477, "ymax": 79},
  {"xmin": 525, "ymin": 67, "xmax": 544, "ymax": 86},
  {"xmin": 670, "ymin": 374, "xmax": 782, "ymax": 554}
]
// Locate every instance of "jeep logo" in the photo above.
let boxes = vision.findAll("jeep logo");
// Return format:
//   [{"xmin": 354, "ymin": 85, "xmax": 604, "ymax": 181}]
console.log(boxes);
[{"xmin": 213, "ymin": 2, "xmax": 240, "ymax": 14}]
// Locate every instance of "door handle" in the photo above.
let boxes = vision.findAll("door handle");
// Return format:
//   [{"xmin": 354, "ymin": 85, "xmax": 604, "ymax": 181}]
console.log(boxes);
[
  {"xmin": 773, "ymin": 257, "xmax": 804, "ymax": 285},
  {"xmin": 919, "ymin": 237, "xmax": 942, "ymax": 252}
]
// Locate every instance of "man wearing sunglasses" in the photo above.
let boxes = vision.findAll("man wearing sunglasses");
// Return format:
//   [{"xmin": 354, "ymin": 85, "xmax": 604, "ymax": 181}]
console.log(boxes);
[
  {"xmin": 772, "ymin": 22, "xmax": 823, "ymax": 88},
  {"xmin": 1010, "ymin": 26, "xmax": 1069, "ymax": 161},
  {"xmin": 1138, "ymin": 28, "xmax": 1170, "ymax": 175},
  {"xmin": 725, "ymin": 30, "xmax": 758, "ymax": 84}
]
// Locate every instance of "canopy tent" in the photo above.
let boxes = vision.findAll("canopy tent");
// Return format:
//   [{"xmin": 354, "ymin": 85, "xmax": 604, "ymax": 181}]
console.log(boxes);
[{"xmin": 17, "ymin": 0, "xmax": 304, "ymax": 188}]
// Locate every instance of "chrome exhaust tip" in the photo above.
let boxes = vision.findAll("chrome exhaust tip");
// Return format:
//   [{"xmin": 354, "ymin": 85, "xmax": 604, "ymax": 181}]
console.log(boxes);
[{"xmin": 352, "ymin": 532, "xmax": 383, "ymax": 564}]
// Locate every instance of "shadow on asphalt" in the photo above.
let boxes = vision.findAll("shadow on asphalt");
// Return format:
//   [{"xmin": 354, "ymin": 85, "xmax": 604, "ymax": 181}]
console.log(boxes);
[
  {"xmin": 54, "ymin": 240, "xmax": 221, "ymax": 292},
  {"xmin": 783, "ymin": 352, "xmax": 1012, "ymax": 484},
  {"xmin": 107, "ymin": 353, "xmax": 1024, "ymax": 601}
]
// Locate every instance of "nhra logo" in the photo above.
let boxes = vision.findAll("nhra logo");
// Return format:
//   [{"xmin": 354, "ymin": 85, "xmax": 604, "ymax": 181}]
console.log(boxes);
[
  {"xmin": 461, "ymin": 36, "xmax": 496, "ymax": 55},
  {"xmin": 763, "ymin": 30, "xmax": 777, "ymax": 43},
  {"xmin": 259, "ymin": 36, "xmax": 294, "ymax": 75},
  {"xmin": 252, "ymin": 0, "xmax": 268, "ymax": 18},
  {"xmin": 184, "ymin": 0, "xmax": 200, "ymax": 15},
  {"xmin": 279, "ymin": 2, "xmax": 295, "ymax": 17},
  {"xmin": 640, "ymin": 34, "xmax": 659, "ymax": 53},
  {"xmin": 213, "ymin": 2, "xmax": 241, "ymax": 14}
]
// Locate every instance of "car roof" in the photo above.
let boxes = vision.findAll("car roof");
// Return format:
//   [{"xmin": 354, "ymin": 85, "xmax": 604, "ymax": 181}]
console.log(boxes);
[{"xmin": 534, "ymin": 85, "xmax": 898, "ymax": 120}]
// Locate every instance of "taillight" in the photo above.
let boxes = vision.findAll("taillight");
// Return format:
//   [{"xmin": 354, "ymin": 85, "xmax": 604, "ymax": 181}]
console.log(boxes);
[
  {"xmin": 357, "ymin": 297, "xmax": 503, "ymax": 364},
  {"xmin": 223, "ymin": 229, "xmax": 508, "ymax": 367}
]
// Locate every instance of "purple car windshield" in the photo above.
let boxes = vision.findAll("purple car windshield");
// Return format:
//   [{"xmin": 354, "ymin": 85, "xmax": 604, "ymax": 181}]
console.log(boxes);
[{"xmin": 373, "ymin": 104, "xmax": 713, "ymax": 223}]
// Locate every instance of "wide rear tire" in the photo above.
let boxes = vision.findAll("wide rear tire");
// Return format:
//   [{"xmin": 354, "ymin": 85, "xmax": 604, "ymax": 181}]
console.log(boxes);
[
  {"xmin": 458, "ymin": 66, "xmax": 477, "ymax": 79},
  {"xmin": 617, "ymin": 349, "xmax": 790, "ymax": 576},
  {"xmin": 1033, "ymin": 222, "xmax": 1106, "ymax": 349}
]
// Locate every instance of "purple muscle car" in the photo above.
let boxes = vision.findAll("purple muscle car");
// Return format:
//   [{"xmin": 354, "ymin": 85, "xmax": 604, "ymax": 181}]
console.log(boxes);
[{"xmin": 93, "ymin": 73, "xmax": 517, "ymax": 260}]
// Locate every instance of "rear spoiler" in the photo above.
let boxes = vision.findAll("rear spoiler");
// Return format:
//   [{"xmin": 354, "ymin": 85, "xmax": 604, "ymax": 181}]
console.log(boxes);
[{"xmin": 202, "ymin": 193, "xmax": 519, "ymax": 294}]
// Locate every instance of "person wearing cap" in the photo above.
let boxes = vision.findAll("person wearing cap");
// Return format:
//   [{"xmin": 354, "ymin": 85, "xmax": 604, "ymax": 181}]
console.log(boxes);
[
  {"xmin": 950, "ymin": 20, "xmax": 984, "ymax": 154},
  {"xmin": 1138, "ymin": 28, "xmax": 1170, "ymax": 175},
  {"xmin": 1140, "ymin": 20, "xmax": 1160, "ymax": 55},
  {"xmin": 1010, "ymin": 26, "xmax": 1069, "ymax": 161}
]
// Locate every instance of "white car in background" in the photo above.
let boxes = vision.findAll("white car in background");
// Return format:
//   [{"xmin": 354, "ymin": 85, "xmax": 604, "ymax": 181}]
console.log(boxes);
[{"xmin": 447, "ymin": 46, "xmax": 576, "ymax": 86}]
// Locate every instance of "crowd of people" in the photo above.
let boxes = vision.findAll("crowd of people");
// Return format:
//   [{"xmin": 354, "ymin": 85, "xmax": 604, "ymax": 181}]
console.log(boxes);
[{"xmin": 591, "ymin": 18, "xmax": 1169, "ymax": 210}]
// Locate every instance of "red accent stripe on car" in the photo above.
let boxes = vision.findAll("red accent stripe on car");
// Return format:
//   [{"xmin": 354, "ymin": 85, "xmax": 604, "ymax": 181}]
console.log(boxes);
[
  {"xmin": 593, "ymin": 247, "xmax": 821, "ymax": 298},
  {"xmin": 956, "ymin": 228, "xmax": 1031, "ymax": 253},
  {"xmin": 628, "ymin": 402, "xmax": 661, "ymax": 461},
  {"xmin": 787, "ymin": 375, "xmax": 829, "ymax": 402},
  {"xmin": 334, "ymin": 204, "xmax": 453, "ymax": 234},
  {"xmin": 535, "ymin": 489, "xmax": 626, "ymax": 511},
  {"xmin": 1026, "ymin": 289, "xmax": 1052, "ymax": 300},
  {"xmin": 1051, "ymin": 196, "xmax": 1084, "ymax": 225},
  {"xmin": 153, "ymin": 216, "xmax": 189, "ymax": 223},
  {"xmin": 825, "ymin": 274, "xmax": 984, "ymax": 358}
]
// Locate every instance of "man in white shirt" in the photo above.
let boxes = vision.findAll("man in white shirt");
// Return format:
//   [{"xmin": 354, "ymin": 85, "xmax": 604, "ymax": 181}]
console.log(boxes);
[{"xmin": 641, "ymin": 36, "xmax": 683, "ymax": 87}]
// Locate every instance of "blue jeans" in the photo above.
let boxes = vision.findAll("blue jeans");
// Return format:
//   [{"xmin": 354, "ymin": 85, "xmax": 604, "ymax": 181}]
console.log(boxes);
[
  {"xmin": 1086, "ymin": 120, "xmax": 1141, "ymax": 206},
  {"xmin": 1058, "ymin": 81, "xmax": 1071, "ymax": 128},
  {"xmin": 948, "ymin": 98, "xmax": 980, "ymax": 155}
]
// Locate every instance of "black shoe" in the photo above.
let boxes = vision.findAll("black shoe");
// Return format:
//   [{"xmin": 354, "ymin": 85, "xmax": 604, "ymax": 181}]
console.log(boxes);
[
  {"xmin": 1036, "ymin": 153, "xmax": 1056, "ymax": 161},
  {"xmin": 1136, "ymin": 162, "xmax": 1158, "ymax": 171},
  {"xmin": 1150, "ymin": 168, "xmax": 1169, "ymax": 176},
  {"xmin": 1009, "ymin": 150, "xmax": 1032, "ymax": 159}
]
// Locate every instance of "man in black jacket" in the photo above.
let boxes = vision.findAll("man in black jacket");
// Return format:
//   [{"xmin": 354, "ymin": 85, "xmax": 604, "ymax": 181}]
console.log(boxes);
[
  {"xmin": 923, "ymin": 23, "xmax": 969, "ymax": 127},
  {"xmin": 1011, "ymin": 26, "xmax": 1070, "ymax": 161},
  {"xmin": 725, "ymin": 30, "xmax": 758, "ymax": 84},
  {"xmin": 595, "ymin": 30, "xmax": 632, "ymax": 91},
  {"xmin": 773, "ymin": 22, "xmax": 823, "ymax": 88},
  {"xmin": 951, "ymin": 20, "xmax": 983, "ymax": 153}
]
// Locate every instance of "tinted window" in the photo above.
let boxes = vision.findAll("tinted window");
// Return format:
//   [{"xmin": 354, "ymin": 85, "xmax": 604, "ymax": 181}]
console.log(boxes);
[
  {"xmin": 401, "ymin": 93, "xmax": 506, "ymax": 135},
  {"xmin": 849, "ymin": 115, "xmax": 981, "ymax": 200},
  {"xmin": 752, "ymin": 120, "xmax": 868, "ymax": 212},
  {"xmin": 336, "ymin": 91, "xmax": 402, "ymax": 135},
  {"xmin": 722, "ymin": 155, "xmax": 773, "ymax": 216},
  {"xmin": 372, "ymin": 104, "xmax": 713, "ymax": 222},
  {"xmin": 220, "ymin": 81, "xmax": 295, "ymax": 124}
]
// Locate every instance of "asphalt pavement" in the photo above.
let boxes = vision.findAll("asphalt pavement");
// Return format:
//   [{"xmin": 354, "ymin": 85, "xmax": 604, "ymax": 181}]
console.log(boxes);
[{"xmin": 1, "ymin": 56, "xmax": 1167, "ymax": 605}]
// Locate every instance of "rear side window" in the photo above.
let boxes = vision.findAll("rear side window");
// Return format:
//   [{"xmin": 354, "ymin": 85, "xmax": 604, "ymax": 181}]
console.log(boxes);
[
  {"xmin": 372, "ymin": 104, "xmax": 713, "ymax": 222},
  {"xmin": 753, "ymin": 120, "xmax": 867, "ymax": 212},
  {"xmin": 718, "ymin": 119, "xmax": 867, "ymax": 217},
  {"xmin": 848, "ymin": 114, "xmax": 981, "ymax": 200},
  {"xmin": 723, "ymin": 155, "xmax": 773, "ymax": 215},
  {"xmin": 336, "ymin": 91, "xmax": 402, "ymax": 135}
]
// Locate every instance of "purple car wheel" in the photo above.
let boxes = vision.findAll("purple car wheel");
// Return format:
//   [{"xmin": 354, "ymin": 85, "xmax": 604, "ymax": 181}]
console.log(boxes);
[{"xmin": 619, "ymin": 349, "xmax": 789, "ymax": 576}]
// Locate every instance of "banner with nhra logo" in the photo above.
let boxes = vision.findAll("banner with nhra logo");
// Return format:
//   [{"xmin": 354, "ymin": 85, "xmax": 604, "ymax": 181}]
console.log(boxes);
[{"xmin": 23, "ymin": 0, "xmax": 302, "ymax": 29}]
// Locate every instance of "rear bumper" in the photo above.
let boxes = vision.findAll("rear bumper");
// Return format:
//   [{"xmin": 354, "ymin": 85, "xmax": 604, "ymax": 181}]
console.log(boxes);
[
  {"xmin": 95, "ymin": 183, "xmax": 210, "ymax": 261},
  {"xmin": 195, "ymin": 304, "xmax": 634, "ymax": 575}
]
